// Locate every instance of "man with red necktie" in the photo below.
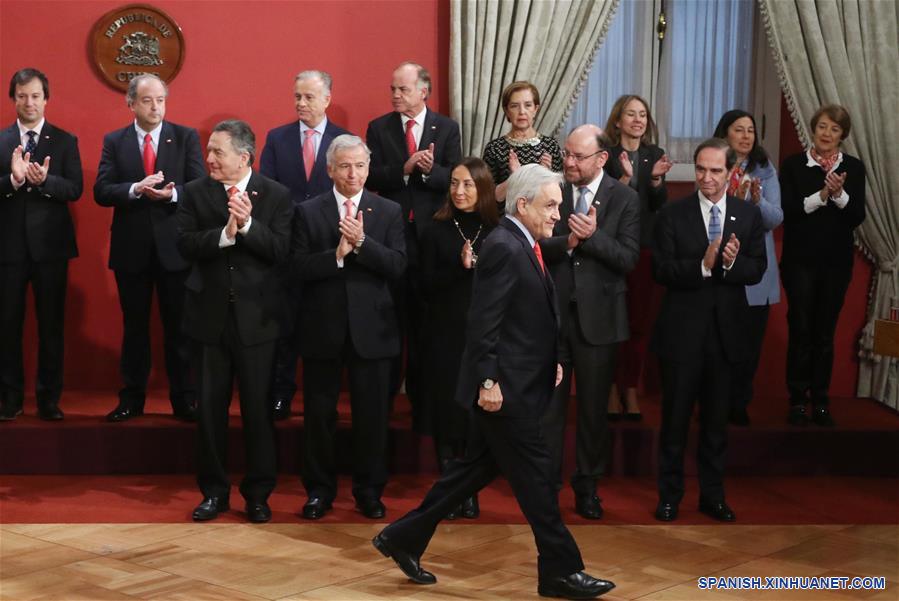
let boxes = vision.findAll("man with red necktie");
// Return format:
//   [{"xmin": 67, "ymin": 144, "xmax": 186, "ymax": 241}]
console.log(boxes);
[{"xmin": 94, "ymin": 74, "xmax": 205, "ymax": 422}]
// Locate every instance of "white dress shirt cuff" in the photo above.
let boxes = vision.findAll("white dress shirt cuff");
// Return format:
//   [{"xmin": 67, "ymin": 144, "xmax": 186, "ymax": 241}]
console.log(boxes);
[
  {"xmin": 238, "ymin": 217, "xmax": 252, "ymax": 235},
  {"xmin": 169, "ymin": 188, "xmax": 179, "ymax": 204},
  {"xmin": 803, "ymin": 192, "xmax": 827, "ymax": 214},
  {"xmin": 831, "ymin": 189, "xmax": 849, "ymax": 209},
  {"xmin": 10, "ymin": 174, "xmax": 24, "ymax": 190},
  {"xmin": 701, "ymin": 261, "xmax": 712, "ymax": 278},
  {"xmin": 129, "ymin": 183, "xmax": 139, "ymax": 199},
  {"xmin": 219, "ymin": 227, "xmax": 236, "ymax": 248}
]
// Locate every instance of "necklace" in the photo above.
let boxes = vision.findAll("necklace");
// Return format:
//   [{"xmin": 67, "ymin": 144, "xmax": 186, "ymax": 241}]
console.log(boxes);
[{"xmin": 453, "ymin": 217, "xmax": 483, "ymax": 266}]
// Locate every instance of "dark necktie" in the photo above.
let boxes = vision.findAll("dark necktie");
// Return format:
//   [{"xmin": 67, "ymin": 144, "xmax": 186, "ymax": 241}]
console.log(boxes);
[
  {"xmin": 24, "ymin": 130, "xmax": 37, "ymax": 156},
  {"xmin": 576, "ymin": 186, "xmax": 589, "ymax": 214},
  {"xmin": 708, "ymin": 204, "xmax": 721, "ymax": 243}
]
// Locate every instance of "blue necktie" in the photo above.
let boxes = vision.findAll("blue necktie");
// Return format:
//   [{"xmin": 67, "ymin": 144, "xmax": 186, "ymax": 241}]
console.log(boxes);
[
  {"xmin": 576, "ymin": 186, "xmax": 589, "ymax": 214},
  {"xmin": 24, "ymin": 130, "xmax": 37, "ymax": 156},
  {"xmin": 708, "ymin": 205, "xmax": 721, "ymax": 243}
]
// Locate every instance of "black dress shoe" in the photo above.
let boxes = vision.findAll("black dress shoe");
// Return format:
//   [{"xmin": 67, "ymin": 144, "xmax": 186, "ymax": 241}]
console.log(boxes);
[
  {"xmin": 246, "ymin": 501, "xmax": 272, "ymax": 523},
  {"xmin": 301, "ymin": 496, "xmax": 332, "ymax": 520},
  {"xmin": 356, "ymin": 498, "xmax": 386, "ymax": 519},
  {"xmin": 538, "ymin": 570, "xmax": 615, "ymax": 599},
  {"xmin": 624, "ymin": 411, "xmax": 643, "ymax": 422},
  {"xmin": 106, "ymin": 405, "xmax": 143, "ymax": 422},
  {"xmin": 812, "ymin": 405, "xmax": 835, "ymax": 427},
  {"xmin": 461, "ymin": 494, "xmax": 480, "ymax": 519},
  {"xmin": 372, "ymin": 532, "xmax": 436, "ymax": 585},
  {"xmin": 654, "ymin": 502, "xmax": 678, "ymax": 522},
  {"xmin": 172, "ymin": 404, "xmax": 196, "ymax": 422},
  {"xmin": 272, "ymin": 398, "xmax": 291, "ymax": 421},
  {"xmin": 0, "ymin": 404, "xmax": 24, "ymax": 421},
  {"xmin": 192, "ymin": 497, "xmax": 230, "ymax": 521},
  {"xmin": 788, "ymin": 404, "xmax": 809, "ymax": 426},
  {"xmin": 445, "ymin": 504, "xmax": 461, "ymax": 520},
  {"xmin": 575, "ymin": 494, "xmax": 604, "ymax": 520},
  {"xmin": 729, "ymin": 407, "xmax": 750, "ymax": 426},
  {"xmin": 38, "ymin": 404, "xmax": 64, "ymax": 421},
  {"xmin": 699, "ymin": 499, "xmax": 736, "ymax": 522},
  {"xmin": 606, "ymin": 412, "xmax": 621, "ymax": 423}
]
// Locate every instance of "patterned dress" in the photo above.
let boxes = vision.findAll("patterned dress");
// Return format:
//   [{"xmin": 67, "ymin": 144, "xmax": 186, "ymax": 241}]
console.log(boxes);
[{"xmin": 483, "ymin": 134, "xmax": 563, "ymax": 184}]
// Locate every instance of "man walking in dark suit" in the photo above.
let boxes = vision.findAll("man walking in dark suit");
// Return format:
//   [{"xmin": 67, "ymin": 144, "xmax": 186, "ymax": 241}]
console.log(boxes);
[
  {"xmin": 293, "ymin": 135, "xmax": 406, "ymax": 520},
  {"xmin": 260, "ymin": 70, "xmax": 350, "ymax": 420},
  {"xmin": 0, "ymin": 68, "xmax": 82, "ymax": 421},
  {"xmin": 176, "ymin": 120, "xmax": 293, "ymax": 524},
  {"xmin": 365, "ymin": 61, "xmax": 462, "ymax": 414},
  {"xmin": 540, "ymin": 125, "xmax": 640, "ymax": 519},
  {"xmin": 94, "ymin": 74, "xmax": 205, "ymax": 422},
  {"xmin": 651, "ymin": 138, "xmax": 766, "ymax": 523},
  {"xmin": 373, "ymin": 165, "xmax": 615, "ymax": 600}
]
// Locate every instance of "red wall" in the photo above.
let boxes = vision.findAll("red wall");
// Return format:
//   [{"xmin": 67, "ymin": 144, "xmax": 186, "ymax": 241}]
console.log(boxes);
[
  {"xmin": 1, "ymin": 1, "xmax": 870, "ymax": 401},
  {"xmin": 1, "ymin": 0, "xmax": 449, "ymax": 391}
]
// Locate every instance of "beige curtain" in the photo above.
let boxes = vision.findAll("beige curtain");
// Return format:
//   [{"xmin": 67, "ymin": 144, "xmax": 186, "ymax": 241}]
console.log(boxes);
[
  {"xmin": 451, "ymin": 0, "xmax": 619, "ymax": 157},
  {"xmin": 760, "ymin": 0, "xmax": 899, "ymax": 410}
]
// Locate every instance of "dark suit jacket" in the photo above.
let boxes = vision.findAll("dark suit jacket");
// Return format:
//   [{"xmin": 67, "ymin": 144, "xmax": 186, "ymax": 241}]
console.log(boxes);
[
  {"xmin": 94, "ymin": 121, "xmax": 205, "ymax": 273},
  {"xmin": 259, "ymin": 119, "xmax": 350, "ymax": 206},
  {"xmin": 650, "ymin": 193, "xmax": 767, "ymax": 364},
  {"xmin": 456, "ymin": 217, "xmax": 559, "ymax": 417},
  {"xmin": 292, "ymin": 190, "xmax": 407, "ymax": 360},
  {"xmin": 176, "ymin": 172, "xmax": 293, "ymax": 347},
  {"xmin": 605, "ymin": 143, "xmax": 667, "ymax": 246},
  {"xmin": 540, "ymin": 175, "xmax": 641, "ymax": 345},
  {"xmin": 365, "ymin": 108, "xmax": 462, "ymax": 238},
  {"xmin": 0, "ymin": 122, "xmax": 82, "ymax": 263}
]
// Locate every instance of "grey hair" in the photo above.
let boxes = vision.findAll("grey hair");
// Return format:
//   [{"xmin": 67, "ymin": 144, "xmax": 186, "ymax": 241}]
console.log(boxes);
[
  {"xmin": 326, "ymin": 134, "xmax": 371, "ymax": 167},
  {"xmin": 125, "ymin": 74, "xmax": 168, "ymax": 106},
  {"xmin": 505, "ymin": 164, "xmax": 562, "ymax": 216},
  {"xmin": 396, "ymin": 61, "xmax": 431, "ymax": 95},
  {"xmin": 295, "ymin": 70, "xmax": 332, "ymax": 95},
  {"xmin": 212, "ymin": 119, "xmax": 256, "ymax": 166}
]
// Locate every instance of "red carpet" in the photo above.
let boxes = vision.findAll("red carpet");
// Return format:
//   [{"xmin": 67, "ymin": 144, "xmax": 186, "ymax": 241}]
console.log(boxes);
[{"xmin": 1, "ymin": 474, "xmax": 896, "ymax": 525}]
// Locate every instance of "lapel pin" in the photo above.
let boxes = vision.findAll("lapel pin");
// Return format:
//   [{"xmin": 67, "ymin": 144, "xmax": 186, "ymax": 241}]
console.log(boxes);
[
  {"xmin": 44, "ymin": 135, "xmax": 50, "ymax": 139},
  {"xmin": 730, "ymin": 215, "xmax": 736, "ymax": 221},
  {"xmin": 251, "ymin": 191, "xmax": 258, "ymax": 196},
  {"xmin": 366, "ymin": 207, "xmax": 373, "ymax": 212},
  {"xmin": 430, "ymin": 125, "xmax": 436, "ymax": 130},
  {"xmin": 166, "ymin": 139, "xmax": 172, "ymax": 143}
]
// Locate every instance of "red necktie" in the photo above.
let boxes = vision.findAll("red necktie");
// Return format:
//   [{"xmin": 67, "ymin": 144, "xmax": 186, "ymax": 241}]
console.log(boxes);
[
  {"xmin": 533, "ymin": 242, "xmax": 545, "ymax": 274},
  {"xmin": 405, "ymin": 119, "xmax": 417, "ymax": 157},
  {"xmin": 142, "ymin": 133, "xmax": 156, "ymax": 176},
  {"xmin": 303, "ymin": 129, "xmax": 316, "ymax": 181},
  {"xmin": 227, "ymin": 186, "xmax": 239, "ymax": 198}
]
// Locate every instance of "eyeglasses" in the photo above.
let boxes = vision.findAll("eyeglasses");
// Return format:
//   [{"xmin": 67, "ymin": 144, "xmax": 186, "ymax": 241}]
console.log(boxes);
[{"xmin": 560, "ymin": 149, "xmax": 605, "ymax": 162}]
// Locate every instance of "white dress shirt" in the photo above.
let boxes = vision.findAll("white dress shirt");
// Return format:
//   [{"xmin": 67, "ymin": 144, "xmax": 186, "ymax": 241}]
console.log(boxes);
[
  {"xmin": 10, "ymin": 118, "xmax": 45, "ymax": 189},
  {"xmin": 300, "ymin": 117, "xmax": 328, "ymax": 162},
  {"xmin": 218, "ymin": 169, "xmax": 253, "ymax": 247},
  {"xmin": 335, "ymin": 186, "xmax": 364, "ymax": 268},
  {"xmin": 698, "ymin": 191, "xmax": 734, "ymax": 277},
  {"xmin": 128, "ymin": 121, "xmax": 178, "ymax": 203},
  {"xmin": 803, "ymin": 150, "xmax": 849, "ymax": 213},
  {"xmin": 401, "ymin": 106, "xmax": 427, "ymax": 184}
]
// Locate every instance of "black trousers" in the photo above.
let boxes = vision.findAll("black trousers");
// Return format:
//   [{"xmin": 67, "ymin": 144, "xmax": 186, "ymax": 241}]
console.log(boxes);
[
  {"xmin": 114, "ymin": 257, "xmax": 193, "ymax": 411},
  {"xmin": 730, "ymin": 303, "xmax": 770, "ymax": 411},
  {"xmin": 381, "ymin": 409, "xmax": 585, "ymax": 579},
  {"xmin": 195, "ymin": 309, "xmax": 277, "ymax": 503},
  {"xmin": 0, "ymin": 259, "xmax": 68, "ymax": 409},
  {"xmin": 782, "ymin": 263, "xmax": 852, "ymax": 405},
  {"xmin": 268, "ymin": 279, "xmax": 302, "ymax": 405},
  {"xmin": 657, "ymin": 323, "xmax": 731, "ymax": 505},
  {"xmin": 542, "ymin": 302, "xmax": 617, "ymax": 495},
  {"xmin": 302, "ymin": 338, "xmax": 392, "ymax": 503}
]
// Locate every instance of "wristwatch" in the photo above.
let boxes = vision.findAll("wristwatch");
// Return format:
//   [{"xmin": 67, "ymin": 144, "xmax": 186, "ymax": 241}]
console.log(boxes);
[
  {"xmin": 353, "ymin": 234, "xmax": 366, "ymax": 254},
  {"xmin": 481, "ymin": 378, "xmax": 496, "ymax": 390}
]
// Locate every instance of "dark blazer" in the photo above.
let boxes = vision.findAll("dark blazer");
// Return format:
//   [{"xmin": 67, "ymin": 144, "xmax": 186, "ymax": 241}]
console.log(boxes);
[
  {"xmin": 94, "ymin": 121, "xmax": 205, "ymax": 273},
  {"xmin": 650, "ymin": 193, "xmax": 767, "ymax": 363},
  {"xmin": 0, "ymin": 122, "xmax": 82, "ymax": 263},
  {"xmin": 540, "ymin": 175, "xmax": 641, "ymax": 345},
  {"xmin": 456, "ymin": 217, "xmax": 559, "ymax": 417},
  {"xmin": 176, "ymin": 172, "xmax": 293, "ymax": 346},
  {"xmin": 292, "ymin": 190, "xmax": 407, "ymax": 359},
  {"xmin": 605, "ymin": 143, "xmax": 667, "ymax": 246},
  {"xmin": 365, "ymin": 108, "xmax": 462, "ymax": 238},
  {"xmin": 259, "ymin": 119, "xmax": 350, "ymax": 205}
]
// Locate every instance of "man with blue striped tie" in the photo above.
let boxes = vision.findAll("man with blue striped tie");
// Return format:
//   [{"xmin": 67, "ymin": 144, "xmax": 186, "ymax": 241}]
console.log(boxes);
[{"xmin": 650, "ymin": 138, "xmax": 766, "ymax": 523}]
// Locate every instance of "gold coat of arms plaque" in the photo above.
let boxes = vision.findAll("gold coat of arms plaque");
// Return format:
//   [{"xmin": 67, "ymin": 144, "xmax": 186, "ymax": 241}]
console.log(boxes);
[{"xmin": 90, "ymin": 4, "xmax": 185, "ymax": 92}]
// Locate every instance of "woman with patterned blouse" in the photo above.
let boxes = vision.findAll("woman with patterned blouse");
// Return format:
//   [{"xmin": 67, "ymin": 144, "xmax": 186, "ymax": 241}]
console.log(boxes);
[{"xmin": 482, "ymin": 81, "xmax": 563, "ymax": 208}]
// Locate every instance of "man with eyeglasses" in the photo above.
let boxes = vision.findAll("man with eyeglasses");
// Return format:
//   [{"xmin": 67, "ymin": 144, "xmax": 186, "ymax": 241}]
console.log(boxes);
[{"xmin": 539, "ymin": 124, "xmax": 640, "ymax": 520}]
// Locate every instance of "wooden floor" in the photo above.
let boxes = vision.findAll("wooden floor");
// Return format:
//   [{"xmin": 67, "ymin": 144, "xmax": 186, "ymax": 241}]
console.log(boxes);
[{"xmin": 1, "ymin": 522, "xmax": 896, "ymax": 600}]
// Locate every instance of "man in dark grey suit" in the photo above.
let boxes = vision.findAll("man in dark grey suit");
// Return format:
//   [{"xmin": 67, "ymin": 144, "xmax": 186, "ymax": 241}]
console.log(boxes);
[
  {"xmin": 540, "ymin": 125, "xmax": 640, "ymax": 520},
  {"xmin": 373, "ymin": 165, "xmax": 615, "ymax": 600},
  {"xmin": 94, "ymin": 74, "xmax": 205, "ymax": 422}
]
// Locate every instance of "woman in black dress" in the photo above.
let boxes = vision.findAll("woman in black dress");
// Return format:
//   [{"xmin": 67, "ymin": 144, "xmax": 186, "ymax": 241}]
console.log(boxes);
[
  {"xmin": 603, "ymin": 94, "xmax": 672, "ymax": 420},
  {"xmin": 780, "ymin": 105, "xmax": 866, "ymax": 427},
  {"xmin": 482, "ymin": 81, "xmax": 563, "ymax": 207},
  {"xmin": 420, "ymin": 157, "xmax": 499, "ymax": 518}
]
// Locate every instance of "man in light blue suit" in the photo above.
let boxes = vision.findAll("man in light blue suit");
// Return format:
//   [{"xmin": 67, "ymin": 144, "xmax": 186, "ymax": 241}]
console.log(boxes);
[{"xmin": 260, "ymin": 70, "xmax": 350, "ymax": 420}]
